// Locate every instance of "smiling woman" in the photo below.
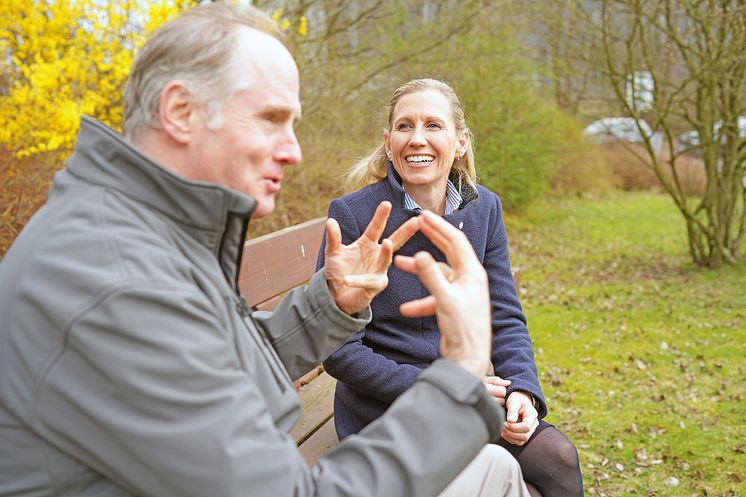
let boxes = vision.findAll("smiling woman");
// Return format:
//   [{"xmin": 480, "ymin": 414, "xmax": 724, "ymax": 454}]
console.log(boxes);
[
  {"xmin": 384, "ymin": 89, "xmax": 469, "ymax": 214},
  {"xmin": 318, "ymin": 78, "xmax": 585, "ymax": 497}
]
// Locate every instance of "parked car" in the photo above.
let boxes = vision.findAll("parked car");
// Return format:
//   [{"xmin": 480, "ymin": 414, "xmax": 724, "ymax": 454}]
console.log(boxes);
[
  {"xmin": 583, "ymin": 117, "xmax": 653, "ymax": 144},
  {"xmin": 677, "ymin": 116, "xmax": 746, "ymax": 156}
]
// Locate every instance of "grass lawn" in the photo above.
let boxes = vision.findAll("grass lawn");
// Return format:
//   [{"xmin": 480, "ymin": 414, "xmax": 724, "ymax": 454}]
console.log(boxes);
[{"xmin": 507, "ymin": 192, "xmax": 745, "ymax": 497}]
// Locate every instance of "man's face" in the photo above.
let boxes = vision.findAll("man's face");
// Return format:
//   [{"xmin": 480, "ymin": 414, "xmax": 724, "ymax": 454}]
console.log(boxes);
[{"xmin": 191, "ymin": 28, "xmax": 302, "ymax": 218}]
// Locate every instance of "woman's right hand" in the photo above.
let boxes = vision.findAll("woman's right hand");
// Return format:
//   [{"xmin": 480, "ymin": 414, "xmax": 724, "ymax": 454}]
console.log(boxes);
[{"xmin": 482, "ymin": 376, "xmax": 511, "ymax": 406}]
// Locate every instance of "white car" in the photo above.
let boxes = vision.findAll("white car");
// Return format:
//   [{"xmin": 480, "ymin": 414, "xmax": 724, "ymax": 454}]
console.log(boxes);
[
  {"xmin": 677, "ymin": 116, "xmax": 746, "ymax": 155},
  {"xmin": 583, "ymin": 117, "xmax": 653, "ymax": 144}
]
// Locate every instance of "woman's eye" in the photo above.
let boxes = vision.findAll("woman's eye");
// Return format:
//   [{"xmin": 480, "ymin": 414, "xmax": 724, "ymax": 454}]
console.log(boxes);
[
  {"xmin": 428, "ymin": 122, "xmax": 443, "ymax": 129},
  {"xmin": 396, "ymin": 122, "xmax": 412, "ymax": 130}
]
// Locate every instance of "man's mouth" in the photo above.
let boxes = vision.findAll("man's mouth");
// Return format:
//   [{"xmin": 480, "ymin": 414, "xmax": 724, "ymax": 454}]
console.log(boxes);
[{"xmin": 265, "ymin": 177, "xmax": 282, "ymax": 192}]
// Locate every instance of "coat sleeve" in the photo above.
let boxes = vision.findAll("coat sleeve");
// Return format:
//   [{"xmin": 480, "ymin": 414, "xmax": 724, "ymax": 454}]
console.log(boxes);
[
  {"xmin": 252, "ymin": 269, "xmax": 371, "ymax": 381},
  {"xmin": 485, "ymin": 192, "xmax": 547, "ymax": 418},
  {"xmin": 317, "ymin": 199, "xmax": 423, "ymax": 403},
  {"xmin": 35, "ymin": 284, "xmax": 502, "ymax": 497}
]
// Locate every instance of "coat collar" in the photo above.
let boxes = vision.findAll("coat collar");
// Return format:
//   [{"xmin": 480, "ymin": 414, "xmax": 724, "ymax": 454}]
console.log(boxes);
[
  {"xmin": 383, "ymin": 160, "xmax": 478, "ymax": 211},
  {"xmin": 66, "ymin": 117, "xmax": 256, "ymax": 286}
]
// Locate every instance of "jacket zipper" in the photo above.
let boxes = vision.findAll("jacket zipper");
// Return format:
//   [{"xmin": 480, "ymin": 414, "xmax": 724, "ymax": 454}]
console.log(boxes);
[{"xmin": 235, "ymin": 297, "xmax": 290, "ymax": 393}]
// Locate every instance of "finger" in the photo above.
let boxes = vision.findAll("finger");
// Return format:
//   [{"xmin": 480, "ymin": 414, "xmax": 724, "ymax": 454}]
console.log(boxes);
[
  {"xmin": 500, "ymin": 430, "xmax": 527, "ymax": 446},
  {"xmin": 412, "ymin": 251, "xmax": 450, "ymax": 298},
  {"xmin": 418, "ymin": 211, "xmax": 475, "ymax": 270},
  {"xmin": 418, "ymin": 211, "xmax": 457, "ymax": 255},
  {"xmin": 483, "ymin": 376, "xmax": 512, "ymax": 387},
  {"xmin": 400, "ymin": 295, "xmax": 436, "ymax": 317},
  {"xmin": 395, "ymin": 256, "xmax": 454, "ymax": 282},
  {"xmin": 325, "ymin": 218, "xmax": 342, "ymax": 254},
  {"xmin": 483, "ymin": 384, "xmax": 507, "ymax": 399},
  {"xmin": 388, "ymin": 217, "xmax": 420, "ymax": 252},
  {"xmin": 506, "ymin": 399, "xmax": 520, "ymax": 423},
  {"xmin": 436, "ymin": 262, "xmax": 455, "ymax": 282},
  {"xmin": 375, "ymin": 238, "xmax": 394, "ymax": 269},
  {"xmin": 361, "ymin": 201, "xmax": 392, "ymax": 242},
  {"xmin": 343, "ymin": 274, "xmax": 388, "ymax": 289},
  {"xmin": 503, "ymin": 421, "xmax": 531, "ymax": 433},
  {"xmin": 393, "ymin": 255, "xmax": 416, "ymax": 273}
]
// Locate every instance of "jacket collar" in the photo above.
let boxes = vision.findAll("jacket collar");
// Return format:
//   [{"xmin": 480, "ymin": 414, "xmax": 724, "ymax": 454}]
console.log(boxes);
[
  {"xmin": 66, "ymin": 117, "xmax": 256, "ymax": 287},
  {"xmin": 383, "ymin": 160, "xmax": 478, "ymax": 211}
]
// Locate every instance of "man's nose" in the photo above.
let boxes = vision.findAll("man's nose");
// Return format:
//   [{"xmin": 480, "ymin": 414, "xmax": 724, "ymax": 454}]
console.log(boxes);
[{"xmin": 277, "ymin": 128, "xmax": 302, "ymax": 165}]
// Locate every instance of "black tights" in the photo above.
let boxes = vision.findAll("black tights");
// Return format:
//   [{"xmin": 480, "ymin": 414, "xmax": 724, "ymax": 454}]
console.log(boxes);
[{"xmin": 496, "ymin": 421, "xmax": 584, "ymax": 497}]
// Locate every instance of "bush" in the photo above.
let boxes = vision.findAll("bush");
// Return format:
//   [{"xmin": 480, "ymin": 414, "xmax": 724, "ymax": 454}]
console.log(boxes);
[
  {"xmin": 601, "ymin": 143, "xmax": 706, "ymax": 195},
  {"xmin": 471, "ymin": 92, "xmax": 568, "ymax": 210},
  {"xmin": 550, "ymin": 120, "xmax": 619, "ymax": 196}
]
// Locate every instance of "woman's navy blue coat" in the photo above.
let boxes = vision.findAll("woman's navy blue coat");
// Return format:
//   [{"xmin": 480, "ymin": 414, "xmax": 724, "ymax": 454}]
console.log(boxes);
[{"xmin": 318, "ymin": 164, "xmax": 545, "ymax": 439}]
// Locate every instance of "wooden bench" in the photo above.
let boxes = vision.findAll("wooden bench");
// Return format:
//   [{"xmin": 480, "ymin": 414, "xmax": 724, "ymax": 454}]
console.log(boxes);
[
  {"xmin": 236, "ymin": 217, "xmax": 521, "ymax": 466},
  {"xmin": 237, "ymin": 217, "xmax": 338, "ymax": 464}
]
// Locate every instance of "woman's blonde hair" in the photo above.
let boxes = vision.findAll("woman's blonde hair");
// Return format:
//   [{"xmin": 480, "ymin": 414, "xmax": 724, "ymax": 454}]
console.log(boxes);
[{"xmin": 344, "ymin": 78, "xmax": 476, "ymax": 192}]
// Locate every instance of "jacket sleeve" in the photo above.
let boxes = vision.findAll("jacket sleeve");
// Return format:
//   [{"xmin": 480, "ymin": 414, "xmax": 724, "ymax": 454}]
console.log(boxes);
[
  {"xmin": 252, "ymin": 269, "xmax": 371, "ymax": 381},
  {"xmin": 35, "ymin": 284, "xmax": 503, "ymax": 497},
  {"xmin": 317, "ymin": 199, "xmax": 422, "ymax": 403},
  {"xmin": 485, "ymin": 193, "xmax": 547, "ymax": 418}
]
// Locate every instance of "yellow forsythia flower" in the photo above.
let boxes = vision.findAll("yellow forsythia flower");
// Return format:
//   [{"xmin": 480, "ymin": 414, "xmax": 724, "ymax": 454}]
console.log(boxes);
[{"xmin": 0, "ymin": 0, "xmax": 189, "ymax": 158}]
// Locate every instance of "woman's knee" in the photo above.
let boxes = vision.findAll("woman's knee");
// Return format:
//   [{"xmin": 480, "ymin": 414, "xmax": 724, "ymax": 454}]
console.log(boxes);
[{"xmin": 552, "ymin": 433, "xmax": 580, "ymax": 472}]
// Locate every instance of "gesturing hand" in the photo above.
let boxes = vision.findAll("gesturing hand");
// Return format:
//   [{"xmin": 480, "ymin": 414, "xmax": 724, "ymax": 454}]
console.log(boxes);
[
  {"xmin": 324, "ymin": 201, "xmax": 419, "ymax": 315},
  {"xmin": 393, "ymin": 210, "xmax": 491, "ymax": 378}
]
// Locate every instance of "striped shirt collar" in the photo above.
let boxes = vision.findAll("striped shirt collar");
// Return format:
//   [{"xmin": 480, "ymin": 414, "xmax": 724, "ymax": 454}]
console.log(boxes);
[{"xmin": 403, "ymin": 179, "xmax": 462, "ymax": 215}]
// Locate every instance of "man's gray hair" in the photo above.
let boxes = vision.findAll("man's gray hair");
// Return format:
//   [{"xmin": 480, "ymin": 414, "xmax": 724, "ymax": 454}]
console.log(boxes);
[{"xmin": 123, "ymin": 2, "xmax": 283, "ymax": 142}]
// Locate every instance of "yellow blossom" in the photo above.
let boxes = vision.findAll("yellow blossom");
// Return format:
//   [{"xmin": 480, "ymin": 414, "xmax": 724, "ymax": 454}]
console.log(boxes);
[
  {"xmin": 298, "ymin": 16, "xmax": 308, "ymax": 37},
  {"xmin": 0, "ymin": 0, "xmax": 189, "ymax": 158}
]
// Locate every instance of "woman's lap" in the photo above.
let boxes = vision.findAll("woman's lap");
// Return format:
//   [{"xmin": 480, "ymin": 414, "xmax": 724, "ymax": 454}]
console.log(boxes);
[{"xmin": 495, "ymin": 421, "xmax": 584, "ymax": 497}]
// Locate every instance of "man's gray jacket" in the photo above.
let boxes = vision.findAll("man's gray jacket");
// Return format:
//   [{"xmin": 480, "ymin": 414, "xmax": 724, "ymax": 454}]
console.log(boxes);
[{"xmin": 0, "ymin": 117, "xmax": 503, "ymax": 497}]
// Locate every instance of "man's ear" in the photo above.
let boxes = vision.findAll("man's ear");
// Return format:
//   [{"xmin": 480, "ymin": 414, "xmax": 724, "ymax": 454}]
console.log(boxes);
[{"xmin": 158, "ymin": 81, "xmax": 196, "ymax": 144}]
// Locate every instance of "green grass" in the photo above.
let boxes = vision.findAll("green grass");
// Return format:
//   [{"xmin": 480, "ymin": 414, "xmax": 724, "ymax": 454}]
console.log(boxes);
[{"xmin": 507, "ymin": 192, "xmax": 746, "ymax": 497}]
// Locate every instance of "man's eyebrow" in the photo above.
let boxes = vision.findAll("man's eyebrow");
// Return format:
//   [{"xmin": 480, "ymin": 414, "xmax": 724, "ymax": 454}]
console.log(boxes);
[{"xmin": 264, "ymin": 102, "xmax": 301, "ymax": 120}]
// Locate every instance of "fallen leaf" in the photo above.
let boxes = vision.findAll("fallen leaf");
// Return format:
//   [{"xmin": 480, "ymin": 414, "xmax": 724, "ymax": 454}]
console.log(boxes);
[{"xmin": 664, "ymin": 476, "xmax": 680, "ymax": 487}]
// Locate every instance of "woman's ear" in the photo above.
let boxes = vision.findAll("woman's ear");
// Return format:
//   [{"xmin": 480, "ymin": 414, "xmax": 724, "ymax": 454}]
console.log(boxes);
[
  {"xmin": 458, "ymin": 129, "xmax": 470, "ymax": 157},
  {"xmin": 158, "ymin": 81, "xmax": 196, "ymax": 144},
  {"xmin": 384, "ymin": 131, "xmax": 392, "ymax": 159}
]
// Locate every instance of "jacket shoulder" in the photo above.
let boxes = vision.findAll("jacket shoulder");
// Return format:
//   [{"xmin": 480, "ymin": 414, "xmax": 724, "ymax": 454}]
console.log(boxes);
[{"xmin": 333, "ymin": 181, "xmax": 388, "ymax": 209}]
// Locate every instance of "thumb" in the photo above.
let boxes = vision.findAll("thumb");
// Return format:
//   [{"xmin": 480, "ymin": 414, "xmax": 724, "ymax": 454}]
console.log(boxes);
[
  {"xmin": 413, "ymin": 251, "xmax": 449, "ymax": 298},
  {"xmin": 325, "ymin": 218, "xmax": 342, "ymax": 255}
]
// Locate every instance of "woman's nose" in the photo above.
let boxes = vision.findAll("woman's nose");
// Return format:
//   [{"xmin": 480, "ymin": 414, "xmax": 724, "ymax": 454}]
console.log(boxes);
[{"xmin": 410, "ymin": 125, "xmax": 427, "ymax": 146}]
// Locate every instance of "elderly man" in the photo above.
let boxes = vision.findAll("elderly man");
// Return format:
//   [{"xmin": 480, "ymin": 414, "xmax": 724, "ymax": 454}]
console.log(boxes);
[{"xmin": 0, "ymin": 4, "xmax": 528, "ymax": 497}]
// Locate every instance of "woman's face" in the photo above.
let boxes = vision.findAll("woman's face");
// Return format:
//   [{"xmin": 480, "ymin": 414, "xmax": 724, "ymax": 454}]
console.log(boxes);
[{"xmin": 384, "ymin": 89, "xmax": 468, "ymax": 192}]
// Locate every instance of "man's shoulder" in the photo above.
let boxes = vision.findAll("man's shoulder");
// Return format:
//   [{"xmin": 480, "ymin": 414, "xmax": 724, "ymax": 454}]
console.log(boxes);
[{"xmin": 4, "ymin": 186, "xmax": 202, "ymax": 304}]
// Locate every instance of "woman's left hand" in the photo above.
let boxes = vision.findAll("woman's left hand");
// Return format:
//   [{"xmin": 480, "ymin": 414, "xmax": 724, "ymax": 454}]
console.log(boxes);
[{"xmin": 501, "ymin": 391, "xmax": 539, "ymax": 446}]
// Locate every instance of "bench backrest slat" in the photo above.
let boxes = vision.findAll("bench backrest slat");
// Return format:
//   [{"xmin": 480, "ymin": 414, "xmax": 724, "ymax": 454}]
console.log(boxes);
[{"xmin": 238, "ymin": 217, "xmax": 326, "ymax": 308}]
